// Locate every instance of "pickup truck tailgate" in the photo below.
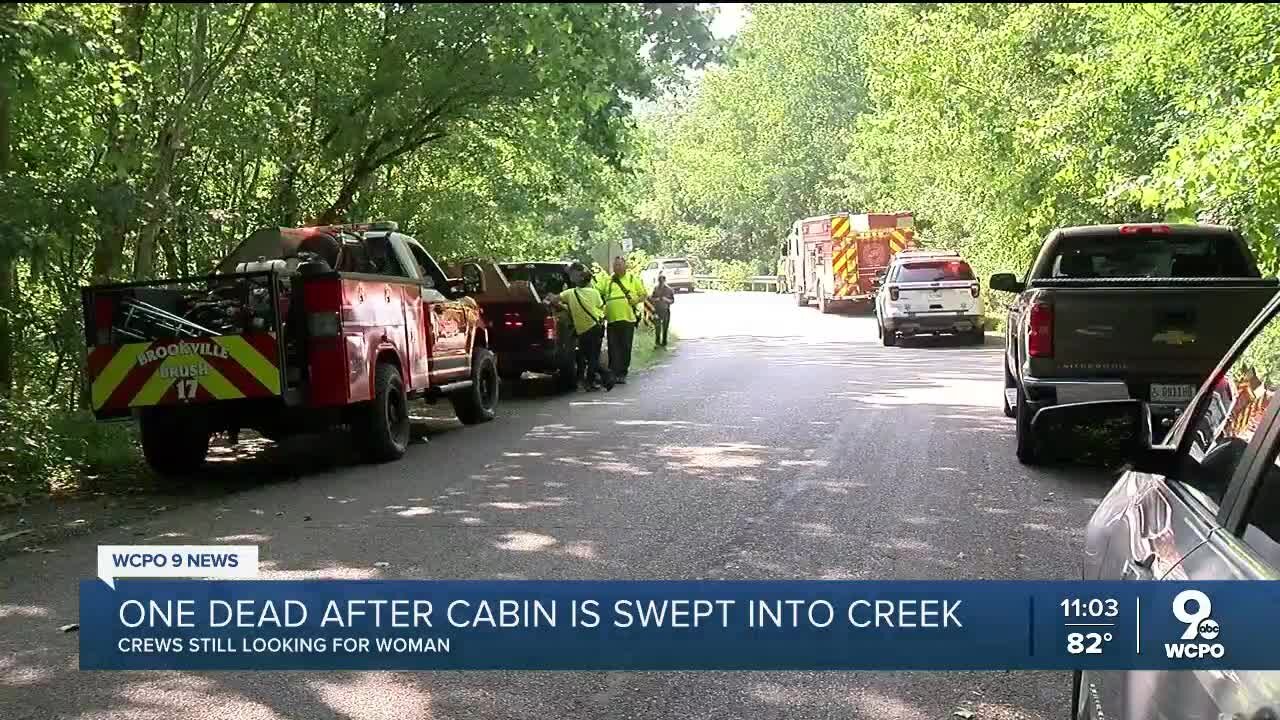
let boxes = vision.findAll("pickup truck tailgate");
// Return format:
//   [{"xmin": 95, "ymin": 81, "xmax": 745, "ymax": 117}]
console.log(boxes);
[{"xmin": 1036, "ymin": 281, "xmax": 1279, "ymax": 382}]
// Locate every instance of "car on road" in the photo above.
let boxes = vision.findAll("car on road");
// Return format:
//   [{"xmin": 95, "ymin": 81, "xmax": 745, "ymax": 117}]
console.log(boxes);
[
  {"xmin": 641, "ymin": 257, "xmax": 694, "ymax": 293},
  {"xmin": 1033, "ymin": 291, "xmax": 1280, "ymax": 720},
  {"xmin": 991, "ymin": 223, "xmax": 1278, "ymax": 464},
  {"xmin": 82, "ymin": 221, "xmax": 499, "ymax": 476},
  {"xmin": 873, "ymin": 250, "xmax": 984, "ymax": 346}
]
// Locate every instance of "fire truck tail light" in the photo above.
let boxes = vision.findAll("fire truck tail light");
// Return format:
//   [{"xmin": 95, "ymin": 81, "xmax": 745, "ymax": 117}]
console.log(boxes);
[
  {"xmin": 301, "ymin": 276, "xmax": 348, "ymax": 407},
  {"xmin": 889, "ymin": 286, "xmax": 900, "ymax": 301},
  {"xmin": 1028, "ymin": 302, "xmax": 1054, "ymax": 358},
  {"xmin": 970, "ymin": 283, "xmax": 980, "ymax": 298},
  {"xmin": 543, "ymin": 315, "xmax": 557, "ymax": 341}
]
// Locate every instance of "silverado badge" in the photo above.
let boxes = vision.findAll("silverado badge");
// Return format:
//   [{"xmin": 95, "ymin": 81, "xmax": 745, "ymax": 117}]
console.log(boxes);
[{"xmin": 1153, "ymin": 329, "xmax": 1196, "ymax": 346}]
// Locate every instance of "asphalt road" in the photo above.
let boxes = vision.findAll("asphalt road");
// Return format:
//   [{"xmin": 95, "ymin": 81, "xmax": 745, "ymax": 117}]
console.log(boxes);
[{"xmin": 0, "ymin": 291, "xmax": 1116, "ymax": 720}]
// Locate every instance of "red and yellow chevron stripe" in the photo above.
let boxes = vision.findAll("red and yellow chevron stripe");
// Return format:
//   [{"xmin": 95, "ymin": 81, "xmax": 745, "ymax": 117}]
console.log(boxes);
[
  {"xmin": 86, "ymin": 333, "xmax": 282, "ymax": 416},
  {"xmin": 888, "ymin": 228, "xmax": 912, "ymax": 254}
]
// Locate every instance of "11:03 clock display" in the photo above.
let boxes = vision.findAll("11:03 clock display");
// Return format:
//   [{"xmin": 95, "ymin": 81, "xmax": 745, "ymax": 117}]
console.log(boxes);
[{"xmin": 1061, "ymin": 598, "xmax": 1119, "ymax": 618}]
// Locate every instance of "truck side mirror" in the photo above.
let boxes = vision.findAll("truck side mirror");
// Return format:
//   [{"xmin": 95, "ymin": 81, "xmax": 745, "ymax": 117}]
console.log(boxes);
[
  {"xmin": 461, "ymin": 262, "xmax": 485, "ymax": 295},
  {"xmin": 989, "ymin": 273, "xmax": 1024, "ymax": 293}
]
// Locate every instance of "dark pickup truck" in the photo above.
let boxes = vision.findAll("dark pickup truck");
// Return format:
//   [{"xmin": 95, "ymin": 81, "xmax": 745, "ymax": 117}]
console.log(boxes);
[
  {"xmin": 446, "ymin": 260, "xmax": 578, "ymax": 392},
  {"xmin": 991, "ymin": 223, "xmax": 1279, "ymax": 464}
]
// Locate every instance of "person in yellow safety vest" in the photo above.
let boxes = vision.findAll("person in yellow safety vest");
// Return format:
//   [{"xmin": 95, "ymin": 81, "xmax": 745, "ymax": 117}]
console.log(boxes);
[
  {"xmin": 595, "ymin": 255, "xmax": 649, "ymax": 385},
  {"xmin": 549, "ymin": 262, "xmax": 613, "ymax": 391}
]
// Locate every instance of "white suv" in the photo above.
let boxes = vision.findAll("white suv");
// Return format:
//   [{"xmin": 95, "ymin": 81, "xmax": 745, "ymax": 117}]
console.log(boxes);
[
  {"xmin": 874, "ymin": 251, "xmax": 984, "ymax": 346},
  {"xmin": 641, "ymin": 257, "xmax": 694, "ymax": 293}
]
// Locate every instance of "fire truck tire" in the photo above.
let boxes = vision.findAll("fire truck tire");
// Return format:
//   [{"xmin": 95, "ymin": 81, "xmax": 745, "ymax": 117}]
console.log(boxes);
[
  {"xmin": 817, "ymin": 290, "xmax": 832, "ymax": 314},
  {"xmin": 451, "ymin": 349, "xmax": 499, "ymax": 425},
  {"xmin": 139, "ymin": 412, "xmax": 210, "ymax": 476},
  {"xmin": 1015, "ymin": 385, "xmax": 1042, "ymax": 465},
  {"xmin": 355, "ymin": 362, "xmax": 410, "ymax": 463}
]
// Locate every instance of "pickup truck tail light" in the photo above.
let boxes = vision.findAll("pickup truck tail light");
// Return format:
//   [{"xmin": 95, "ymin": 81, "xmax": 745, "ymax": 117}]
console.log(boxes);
[
  {"xmin": 970, "ymin": 283, "xmax": 980, "ymax": 298},
  {"xmin": 889, "ymin": 286, "xmax": 900, "ymax": 301},
  {"xmin": 543, "ymin": 315, "xmax": 557, "ymax": 341},
  {"xmin": 1028, "ymin": 302, "xmax": 1053, "ymax": 358},
  {"xmin": 93, "ymin": 295, "xmax": 114, "ymax": 345}
]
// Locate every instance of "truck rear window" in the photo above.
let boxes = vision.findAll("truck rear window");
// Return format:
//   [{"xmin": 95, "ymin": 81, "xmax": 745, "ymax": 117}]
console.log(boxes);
[
  {"xmin": 898, "ymin": 261, "xmax": 975, "ymax": 283},
  {"xmin": 499, "ymin": 264, "xmax": 569, "ymax": 296},
  {"xmin": 1049, "ymin": 235, "xmax": 1253, "ymax": 278}
]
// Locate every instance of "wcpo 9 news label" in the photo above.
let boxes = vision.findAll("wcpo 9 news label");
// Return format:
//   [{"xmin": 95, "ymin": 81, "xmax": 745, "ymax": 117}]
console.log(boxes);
[{"xmin": 81, "ymin": 545, "xmax": 1280, "ymax": 671}]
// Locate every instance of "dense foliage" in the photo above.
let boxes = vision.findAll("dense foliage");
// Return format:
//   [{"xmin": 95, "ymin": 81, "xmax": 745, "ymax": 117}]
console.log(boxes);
[
  {"xmin": 0, "ymin": 2, "xmax": 714, "ymax": 496},
  {"xmin": 630, "ymin": 3, "xmax": 1280, "ymax": 293}
]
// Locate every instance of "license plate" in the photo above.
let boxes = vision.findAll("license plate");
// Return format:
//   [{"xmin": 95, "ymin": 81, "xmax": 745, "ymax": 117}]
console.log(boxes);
[{"xmin": 1150, "ymin": 383, "xmax": 1196, "ymax": 404}]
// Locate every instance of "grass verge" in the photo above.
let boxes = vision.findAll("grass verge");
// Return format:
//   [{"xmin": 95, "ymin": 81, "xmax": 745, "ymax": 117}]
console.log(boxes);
[{"xmin": 629, "ymin": 320, "xmax": 678, "ymax": 372}]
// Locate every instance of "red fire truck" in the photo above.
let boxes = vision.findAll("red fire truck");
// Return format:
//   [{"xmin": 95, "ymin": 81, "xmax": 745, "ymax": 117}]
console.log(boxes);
[
  {"xmin": 784, "ymin": 211, "xmax": 916, "ymax": 313},
  {"xmin": 81, "ymin": 221, "xmax": 498, "ymax": 476}
]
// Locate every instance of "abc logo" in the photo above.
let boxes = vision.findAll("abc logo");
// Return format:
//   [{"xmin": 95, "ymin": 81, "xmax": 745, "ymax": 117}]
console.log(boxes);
[{"xmin": 1166, "ymin": 590, "xmax": 1225, "ymax": 660}]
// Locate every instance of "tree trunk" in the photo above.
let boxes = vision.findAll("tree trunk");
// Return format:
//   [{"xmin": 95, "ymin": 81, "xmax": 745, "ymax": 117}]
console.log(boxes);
[
  {"xmin": 92, "ymin": 2, "xmax": 149, "ymax": 284},
  {"xmin": 0, "ymin": 48, "xmax": 13, "ymax": 398},
  {"xmin": 318, "ymin": 163, "xmax": 374, "ymax": 225},
  {"xmin": 134, "ymin": 3, "xmax": 257, "ymax": 278}
]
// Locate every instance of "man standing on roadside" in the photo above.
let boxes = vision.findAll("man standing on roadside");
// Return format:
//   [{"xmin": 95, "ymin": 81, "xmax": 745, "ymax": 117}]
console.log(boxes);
[
  {"xmin": 650, "ymin": 274, "xmax": 675, "ymax": 348},
  {"xmin": 597, "ymin": 255, "xmax": 648, "ymax": 385}
]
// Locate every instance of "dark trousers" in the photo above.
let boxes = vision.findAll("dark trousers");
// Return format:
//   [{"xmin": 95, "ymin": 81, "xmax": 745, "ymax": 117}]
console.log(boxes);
[
  {"xmin": 578, "ymin": 324, "xmax": 608, "ymax": 387},
  {"xmin": 655, "ymin": 308, "xmax": 671, "ymax": 346},
  {"xmin": 607, "ymin": 320, "xmax": 635, "ymax": 378}
]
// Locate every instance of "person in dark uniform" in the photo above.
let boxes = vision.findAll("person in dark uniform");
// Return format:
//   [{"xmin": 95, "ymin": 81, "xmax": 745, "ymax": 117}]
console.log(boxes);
[{"xmin": 650, "ymin": 274, "xmax": 675, "ymax": 348}]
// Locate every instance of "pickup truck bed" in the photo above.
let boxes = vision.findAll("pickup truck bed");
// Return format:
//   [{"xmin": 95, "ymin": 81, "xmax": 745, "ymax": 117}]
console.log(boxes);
[{"xmin": 993, "ymin": 223, "xmax": 1280, "ymax": 464}]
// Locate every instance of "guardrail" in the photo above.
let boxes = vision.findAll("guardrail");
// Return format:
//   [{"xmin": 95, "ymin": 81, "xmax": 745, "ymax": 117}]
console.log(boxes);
[{"xmin": 693, "ymin": 274, "xmax": 782, "ymax": 292}]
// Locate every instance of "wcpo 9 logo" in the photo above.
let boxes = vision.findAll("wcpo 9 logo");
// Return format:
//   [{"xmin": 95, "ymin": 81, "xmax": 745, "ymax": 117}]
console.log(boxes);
[{"xmin": 1165, "ymin": 589, "xmax": 1224, "ymax": 659}]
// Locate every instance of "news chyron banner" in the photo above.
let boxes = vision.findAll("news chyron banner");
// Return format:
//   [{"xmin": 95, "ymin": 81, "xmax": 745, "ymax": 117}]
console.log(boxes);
[{"xmin": 84, "ymin": 545, "xmax": 1274, "ymax": 671}]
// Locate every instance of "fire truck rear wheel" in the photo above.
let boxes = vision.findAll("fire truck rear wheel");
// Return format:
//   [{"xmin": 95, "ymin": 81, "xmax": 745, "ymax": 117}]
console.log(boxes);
[
  {"xmin": 139, "ymin": 411, "xmax": 210, "ymax": 477},
  {"xmin": 356, "ymin": 362, "xmax": 410, "ymax": 463},
  {"xmin": 451, "ymin": 348, "xmax": 499, "ymax": 424}
]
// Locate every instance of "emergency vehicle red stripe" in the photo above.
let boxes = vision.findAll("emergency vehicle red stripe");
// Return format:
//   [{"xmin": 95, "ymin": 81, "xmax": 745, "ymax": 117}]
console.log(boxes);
[
  {"xmin": 86, "ymin": 346, "xmax": 116, "ymax": 380},
  {"xmin": 204, "ymin": 353, "xmax": 273, "ymax": 397},
  {"xmin": 243, "ymin": 333, "xmax": 280, "ymax": 362},
  {"xmin": 102, "ymin": 353, "xmax": 164, "ymax": 410}
]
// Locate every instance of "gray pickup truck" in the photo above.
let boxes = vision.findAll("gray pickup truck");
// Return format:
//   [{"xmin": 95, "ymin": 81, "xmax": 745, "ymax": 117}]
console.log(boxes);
[{"xmin": 990, "ymin": 223, "xmax": 1279, "ymax": 464}]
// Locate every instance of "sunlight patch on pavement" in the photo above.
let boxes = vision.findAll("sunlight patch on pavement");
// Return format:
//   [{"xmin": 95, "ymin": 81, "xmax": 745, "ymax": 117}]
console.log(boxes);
[
  {"xmin": 257, "ymin": 563, "xmax": 380, "ymax": 580},
  {"xmin": 396, "ymin": 506, "xmax": 436, "ymax": 517},
  {"xmin": 214, "ymin": 533, "xmax": 272, "ymax": 543},
  {"xmin": 0, "ymin": 604, "xmax": 51, "ymax": 619},
  {"xmin": 495, "ymin": 531, "xmax": 557, "ymax": 552},
  {"xmin": 308, "ymin": 673, "xmax": 433, "ymax": 720}
]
